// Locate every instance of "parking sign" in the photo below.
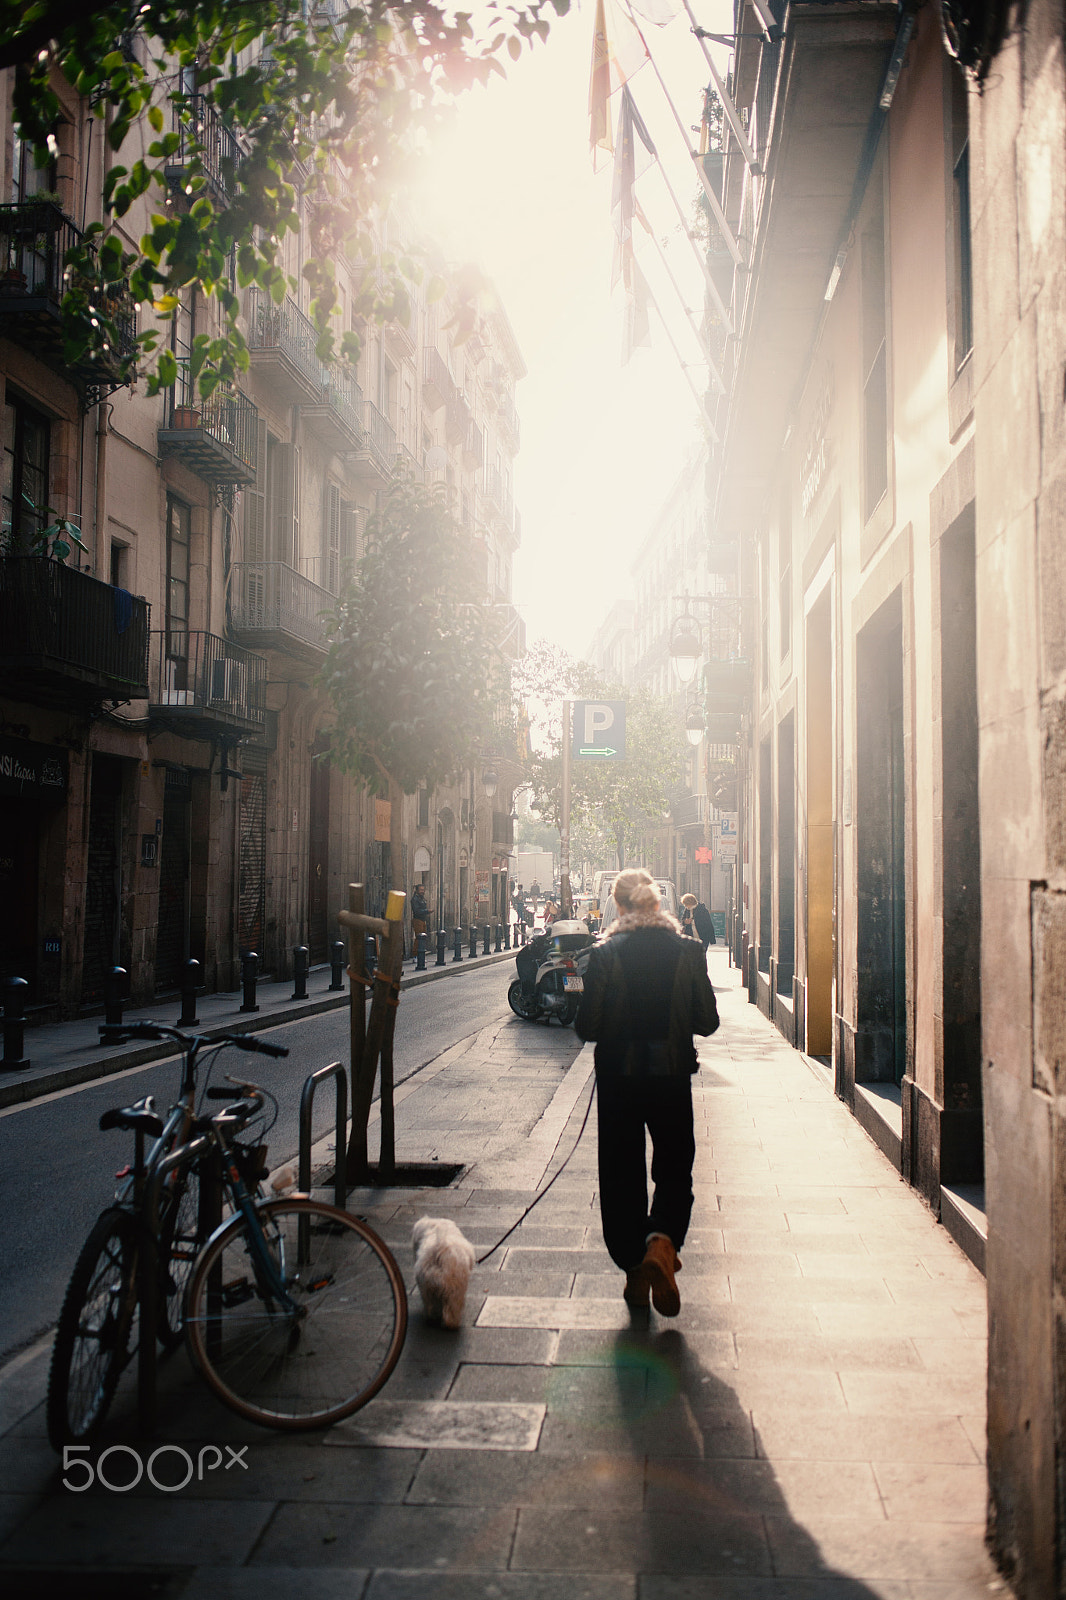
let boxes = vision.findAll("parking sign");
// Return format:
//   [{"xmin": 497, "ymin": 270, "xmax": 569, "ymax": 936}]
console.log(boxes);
[{"xmin": 572, "ymin": 700, "xmax": 626, "ymax": 759}]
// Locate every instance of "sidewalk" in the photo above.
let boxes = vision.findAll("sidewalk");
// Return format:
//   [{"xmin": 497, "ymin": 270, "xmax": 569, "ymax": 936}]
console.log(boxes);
[
  {"xmin": 0, "ymin": 950, "xmax": 1004, "ymax": 1598},
  {"xmin": 0, "ymin": 943, "xmax": 516, "ymax": 1110}
]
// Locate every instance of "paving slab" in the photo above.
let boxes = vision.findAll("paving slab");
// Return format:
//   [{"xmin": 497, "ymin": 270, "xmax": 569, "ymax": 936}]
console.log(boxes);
[{"xmin": 0, "ymin": 949, "xmax": 1005, "ymax": 1597}]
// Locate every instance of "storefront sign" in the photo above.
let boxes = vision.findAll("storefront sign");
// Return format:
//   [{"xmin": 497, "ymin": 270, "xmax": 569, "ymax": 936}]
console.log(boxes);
[{"xmin": 0, "ymin": 736, "xmax": 68, "ymax": 800}]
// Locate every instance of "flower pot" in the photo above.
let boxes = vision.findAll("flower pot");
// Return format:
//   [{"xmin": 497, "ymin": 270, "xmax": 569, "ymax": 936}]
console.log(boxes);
[{"xmin": 171, "ymin": 405, "xmax": 201, "ymax": 429}]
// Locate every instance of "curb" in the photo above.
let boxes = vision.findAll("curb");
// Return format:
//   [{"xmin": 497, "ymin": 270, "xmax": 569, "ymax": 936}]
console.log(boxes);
[{"xmin": 0, "ymin": 947, "xmax": 517, "ymax": 1112}]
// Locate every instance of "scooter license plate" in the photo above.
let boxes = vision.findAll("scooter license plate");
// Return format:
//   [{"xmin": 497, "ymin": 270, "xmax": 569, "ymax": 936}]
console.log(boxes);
[{"xmin": 563, "ymin": 975, "xmax": 584, "ymax": 993}]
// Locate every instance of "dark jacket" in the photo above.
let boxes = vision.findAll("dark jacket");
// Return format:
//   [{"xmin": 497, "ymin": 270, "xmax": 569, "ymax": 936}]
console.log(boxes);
[
  {"xmin": 692, "ymin": 901, "xmax": 715, "ymax": 947},
  {"xmin": 575, "ymin": 921, "xmax": 719, "ymax": 1078}
]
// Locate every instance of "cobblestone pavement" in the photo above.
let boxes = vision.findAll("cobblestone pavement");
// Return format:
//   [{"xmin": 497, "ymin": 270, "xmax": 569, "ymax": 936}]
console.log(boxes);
[{"xmin": 0, "ymin": 949, "xmax": 1006, "ymax": 1599}]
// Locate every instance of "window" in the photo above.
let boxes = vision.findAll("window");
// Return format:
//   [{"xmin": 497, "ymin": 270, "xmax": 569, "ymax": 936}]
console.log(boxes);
[
  {"xmin": 2, "ymin": 395, "xmax": 49, "ymax": 552},
  {"xmin": 417, "ymin": 788, "xmax": 430, "ymax": 829},
  {"xmin": 11, "ymin": 131, "xmax": 56, "ymax": 205},
  {"xmin": 951, "ymin": 68, "xmax": 973, "ymax": 374},
  {"xmin": 861, "ymin": 170, "xmax": 889, "ymax": 519},
  {"xmin": 165, "ymin": 495, "xmax": 191, "ymax": 675}
]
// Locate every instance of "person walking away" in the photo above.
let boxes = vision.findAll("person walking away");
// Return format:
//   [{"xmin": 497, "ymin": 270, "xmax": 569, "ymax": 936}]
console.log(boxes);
[
  {"xmin": 411, "ymin": 883, "xmax": 429, "ymax": 956},
  {"xmin": 575, "ymin": 869, "xmax": 719, "ymax": 1316},
  {"xmin": 680, "ymin": 894, "xmax": 699, "ymax": 941}
]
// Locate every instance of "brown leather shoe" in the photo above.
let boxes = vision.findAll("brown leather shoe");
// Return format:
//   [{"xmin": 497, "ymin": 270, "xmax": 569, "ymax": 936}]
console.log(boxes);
[
  {"xmin": 623, "ymin": 1268, "xmax": 650, "ymax": 1308},
  {"xmin": 641, "ymin": 1234, "xmax": 681, "ymax": 1317}
]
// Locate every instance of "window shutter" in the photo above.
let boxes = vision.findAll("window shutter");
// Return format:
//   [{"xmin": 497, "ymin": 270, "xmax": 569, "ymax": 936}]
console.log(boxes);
[
  {"xmin": 326, "ymin": 482, "xmax": 341, "ymax": 594},
  {"xmin": 242, "ymin": 418, "xmax": 269, "ymax": 614}
]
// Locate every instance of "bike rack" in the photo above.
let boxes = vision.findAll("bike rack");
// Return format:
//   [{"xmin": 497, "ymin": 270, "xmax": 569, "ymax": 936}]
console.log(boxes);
[{"xmin": 298, "ymin": 1060, "xmax": 348, "ymax": 1261}]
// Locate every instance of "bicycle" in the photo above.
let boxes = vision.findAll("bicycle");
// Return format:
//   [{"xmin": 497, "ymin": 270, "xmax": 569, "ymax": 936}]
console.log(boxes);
[{"xmin": 47, "ymin": 1024, "xmax": 407, "ymax": 1446}]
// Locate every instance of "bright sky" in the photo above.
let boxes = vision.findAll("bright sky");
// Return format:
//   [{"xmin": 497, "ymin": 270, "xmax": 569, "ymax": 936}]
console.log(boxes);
[{"xmin": 411, "ymin": 0, "xmax": 733, "ymax": 656}]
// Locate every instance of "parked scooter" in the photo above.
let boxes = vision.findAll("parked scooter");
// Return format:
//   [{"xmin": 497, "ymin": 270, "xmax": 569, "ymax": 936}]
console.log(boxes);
[{"xmin": 507, "ymin": 919, "xmax": 595, "ymax": 1027}]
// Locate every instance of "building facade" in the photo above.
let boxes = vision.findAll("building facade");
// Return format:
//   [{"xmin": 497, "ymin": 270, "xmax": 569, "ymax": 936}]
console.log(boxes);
[
  {"xmin": 0, "ymin": 50, "xmax": 525, "ymax": 1018},
  {"xmin": 711, "ymin": 0, "xmax": 1066, "ymax": 1589}
]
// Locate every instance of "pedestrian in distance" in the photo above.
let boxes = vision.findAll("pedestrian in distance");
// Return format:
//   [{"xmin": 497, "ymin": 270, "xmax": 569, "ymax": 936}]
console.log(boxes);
[
  {"xmin": 681, "ymin": 892, "xmax": 716, "ymax": 952},
  {"xmin": 575, "ymin": 868, "xmax": 719, "ymax": 1317},
  {"xmin": 411, "ymin": 883, "xmax": 429, "ymax": 953}
]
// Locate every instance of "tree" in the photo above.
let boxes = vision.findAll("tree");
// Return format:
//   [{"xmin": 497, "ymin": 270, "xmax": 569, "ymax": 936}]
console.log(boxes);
[
  {"xmin": 526, "ymin": 678, "xmax": 688, "ymax": 872},
  {"xmin": 320, "ymin": 476, "xmax": 507, "ymax": 896},
  {"xmin": 3, "ymin": 0, "xmax": 568, "ymax": 392}
]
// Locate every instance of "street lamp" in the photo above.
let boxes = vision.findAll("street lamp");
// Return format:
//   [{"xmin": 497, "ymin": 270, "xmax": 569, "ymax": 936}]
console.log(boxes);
[
  {"xmin": 685, "ymin": 703, "xmax": 706, "ymax": 747},
  {"xmin": 481, "ymin": 765, "xmax": 499, "ymax": 800},
  {"xmin": 669, "ymin": 612, "xmax": 702, "ymax": 686}
]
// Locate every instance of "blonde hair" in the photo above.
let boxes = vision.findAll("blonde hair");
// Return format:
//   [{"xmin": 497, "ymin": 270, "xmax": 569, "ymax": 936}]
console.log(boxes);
[{"xmin": 611, "ymin": 868, "xmax": 660, "ymax": 917}]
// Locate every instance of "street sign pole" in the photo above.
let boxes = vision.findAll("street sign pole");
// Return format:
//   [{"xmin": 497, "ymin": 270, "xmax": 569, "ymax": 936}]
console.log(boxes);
[{"xmin": 560, "ymin": 701, "xmax": 572, "ymax": 916}]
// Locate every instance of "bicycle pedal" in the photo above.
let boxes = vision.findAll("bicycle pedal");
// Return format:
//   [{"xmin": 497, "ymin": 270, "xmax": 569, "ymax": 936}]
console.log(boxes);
[{"xmin": 114, "ymin": 1165, "xmax": 133, "ymax": 1179}]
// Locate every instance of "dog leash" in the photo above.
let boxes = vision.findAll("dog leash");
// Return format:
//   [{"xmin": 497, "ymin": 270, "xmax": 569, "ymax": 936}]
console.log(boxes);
[{"xmin": 476, "ymin": 1075, "xmax": 597, "ymax": 1265}]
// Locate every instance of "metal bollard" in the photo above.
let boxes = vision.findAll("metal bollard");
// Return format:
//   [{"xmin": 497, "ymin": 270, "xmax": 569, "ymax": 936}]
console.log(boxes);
[
  {"xmin": 452, "ymin": 927, "xmax": 463, "ymax": 962},
  {"xmin": 468, "ymin": 926, "xmax": 477, "ymax": 960},
  {"xmin": 494, "ymin": 923, "xmax": 502, "ymax": 953},
  {"xmin": 436, "ymin": 929, "xmax": 446, "ymax": 967},
  {"xmin": 240, "ymin": 950, "xmax": 259, "ymax": 1013},
  {"xmin": 365, "ymin": 932, "xmax": 378, "ymax": 976},
  {"xmin": 104, "ymin": 965, "xmax": 127, "ymax": 1029},
  {"xmin": 416, "ymin": 932, "xmax": 427, "ymax": 971},
  {"xmin": 481, "ymin": 924, "xmax": 489, "ymax": 955},
  {"xmin": 504, "ymin": 921, "xmax": 511, "ymax": 950},
  {"xmin": 291, "ymin": 944, "xmax": 309, "ymax": 1001},
  {"xmin": 178, "ymin": 959, "xmax": 201, "ymax": 1028},
  {"xmin": 329, "ymin": 940, "xmax": 346, "ymax": 991},
  {"xmin": 2, "ymin": 976, "xmax": 29, "ymax": 1070}
]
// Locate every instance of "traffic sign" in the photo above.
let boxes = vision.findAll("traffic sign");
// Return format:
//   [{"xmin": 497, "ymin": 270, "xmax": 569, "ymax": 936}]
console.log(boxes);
[{"xmin": 573, "ymin": 699, "xmax": 626, "ymax": 759}]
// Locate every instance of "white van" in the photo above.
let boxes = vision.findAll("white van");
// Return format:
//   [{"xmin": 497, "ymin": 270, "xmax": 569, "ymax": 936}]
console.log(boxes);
[{"xmin": 598, "ymin": 876, "xmax": 679, "ymax": 932}]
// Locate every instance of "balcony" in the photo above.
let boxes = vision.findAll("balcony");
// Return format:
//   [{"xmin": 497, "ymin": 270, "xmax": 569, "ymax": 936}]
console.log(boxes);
[
  {"xmin": 481, "ymin": 464, "xmax": 515, "ymax": 536},
  {"xmin": 0, "ymin": 200, "xmax": 137, "ymax": 397},
  {"xmin": 247, "ymin": 290, "xmax": 324, "ymax": 402},
  {"xmin": 229, "ymin": 562, "xmax": 334, "ymax": 661},
  {"xmin": 0, "ymin": 557, "xmax": 149, "ymax": 705},
  {"xmin": 350, "ymin": 399, "xmax": 396, "ymax": 482},
  {"xmin": 445, "ymin": 388, "xmax": 470, "ymax": 445},
  {"xmin": 464, "ymin": 418, "xmax": 484, "ymax": 471},
  {"xmin": 392, "ymin": 443, "xmax": 423, "ymax": 480},
  {"xmin": 497, "ymin": 395, "xmax": 520, "ymax": 451},
  {"xmin": 671, "ymin": 792, "xmax": 712, "ymax": 830},
  {"xmin": 148, "ymin": 630, "xmax": 265, "ymax": 735},
  {"xmin": 165, "ymin": 94, "xmax": 241, "ymax": 202},
  {"xmin": 301, "ymin": 363, "xmax": 363, "ymax": 452},
  {"xmin": 158, "ymin": 361, "xmax": 258, "ymax": 483},
  {"xmin": 422, "ymin": 347, "xmax": 455, "ymax": 411}
]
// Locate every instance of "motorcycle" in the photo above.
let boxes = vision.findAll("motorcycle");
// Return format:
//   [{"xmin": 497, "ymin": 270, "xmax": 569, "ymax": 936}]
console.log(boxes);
[{"xmin": 507, "ymin": 919, "xmax": 595, "ymax": 1027}]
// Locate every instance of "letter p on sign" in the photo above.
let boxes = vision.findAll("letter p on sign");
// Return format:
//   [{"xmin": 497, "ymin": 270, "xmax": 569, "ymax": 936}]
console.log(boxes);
[{"xmin": 573, "ymin": 700, "xmax": 626, "ymax": 760}]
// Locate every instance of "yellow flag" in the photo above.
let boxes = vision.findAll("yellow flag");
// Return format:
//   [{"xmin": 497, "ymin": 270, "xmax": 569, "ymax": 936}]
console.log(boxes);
[{"xmin": 589, "ymin": 0, "xmax": 613, "ymax": 163}]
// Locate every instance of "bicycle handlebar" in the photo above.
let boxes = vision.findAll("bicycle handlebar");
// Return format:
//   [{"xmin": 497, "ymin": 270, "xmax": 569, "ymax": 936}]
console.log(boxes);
[{"xmin": 98, "ymin": 1021, "xmax": 289, "ymax": 1058}]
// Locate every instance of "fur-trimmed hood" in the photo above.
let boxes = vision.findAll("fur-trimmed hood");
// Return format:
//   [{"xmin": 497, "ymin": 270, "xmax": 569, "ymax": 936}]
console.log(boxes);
[{"xmin": 602, "ymin": 908, "xmax": 682, "ymax": 939}]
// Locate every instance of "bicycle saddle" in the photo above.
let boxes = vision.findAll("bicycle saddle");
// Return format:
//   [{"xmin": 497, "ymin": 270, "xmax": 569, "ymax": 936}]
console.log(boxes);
[{"xmin": 99, "ymin": 1095, "xmax": 164, "ymax": 1136}]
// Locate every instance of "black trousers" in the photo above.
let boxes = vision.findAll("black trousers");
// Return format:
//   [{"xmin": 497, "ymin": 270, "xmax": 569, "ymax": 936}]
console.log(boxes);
[{"xmin": 595, "ymin": 1073, "xmax": 695, "ymax": 1272}]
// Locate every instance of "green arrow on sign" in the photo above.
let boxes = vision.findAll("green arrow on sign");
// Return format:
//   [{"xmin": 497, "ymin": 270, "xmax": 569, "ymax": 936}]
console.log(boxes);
[{"xmin": 579, "ymin": 746, "xmax": 618, "ymax": 757}]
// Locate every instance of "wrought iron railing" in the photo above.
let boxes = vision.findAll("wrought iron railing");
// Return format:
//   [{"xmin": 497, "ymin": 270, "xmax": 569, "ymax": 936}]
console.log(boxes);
[
  {"xmin": 321, "ymin": 363, "xmax": 362, "ymax": 441},
  {"xmin": 0, "ymin": 557, "xmax": 149, "ymax": 695},
  {"xmin": 0, "ymin": 199, "xmax": 137, "ymax": 364},
  {"xmin": 247, "ymin": 290, "xmax": 322, "ymax": 390},
  {"xmin": 165, "ymin": 359, "xmax": 258, "ymax": 476},
  {"xmin": 169, "ymin": 94, "xmax": 242, "ymax": 199},
  {"xmin": 229, "ymin": 562, "xmax": 334, "ymax": 652},
  {"xmin": 422, "ymin": 346, "xmax": 455, "ymax": 403},
  {"xmin": 361, "ymin": 399, "xmax": 396, "ymax": 470},
  {"xmin": 497, "ymin": 395, "xmax": 521, "ymax": 448},
  {"xmin": 671, "ymin": 792, "xmax": 712, "ymax": 829},
  {"xmin": 149, "ymin": 629, "xmax": 265, "ymax": 726}
]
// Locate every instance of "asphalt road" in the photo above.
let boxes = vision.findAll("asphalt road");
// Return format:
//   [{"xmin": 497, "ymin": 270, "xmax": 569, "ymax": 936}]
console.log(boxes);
[{"xmin": 0, "ymin": 960, "xmax": 517, "ymax": 1364}]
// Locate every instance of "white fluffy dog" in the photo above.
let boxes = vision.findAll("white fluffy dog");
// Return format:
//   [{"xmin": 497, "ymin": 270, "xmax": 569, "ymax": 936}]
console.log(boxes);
[{"xmin": 412, "ymin": 1216, "xmax": 476, "ymax": 1330}]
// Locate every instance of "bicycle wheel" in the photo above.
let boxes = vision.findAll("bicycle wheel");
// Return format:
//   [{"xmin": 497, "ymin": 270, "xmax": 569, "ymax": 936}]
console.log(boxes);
[
  {"xmin": 184, "ymin": 1198, "xmax": 407, "ymax": 1430},
  {"xmin": 157, "ymin": 1164, "xmax": 202, "ymax": 1349},
  {"xmin": 47, "ymin": 1207, "xmax": 138, "ymax": 1448}
]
